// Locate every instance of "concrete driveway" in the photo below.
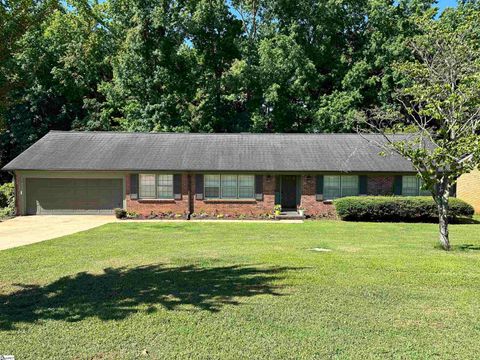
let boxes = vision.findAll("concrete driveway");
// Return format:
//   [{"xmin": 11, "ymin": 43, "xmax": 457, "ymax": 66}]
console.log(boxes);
[{"xmin": 0, "ymin": 215, "xmax": 115, "ymax": 250}]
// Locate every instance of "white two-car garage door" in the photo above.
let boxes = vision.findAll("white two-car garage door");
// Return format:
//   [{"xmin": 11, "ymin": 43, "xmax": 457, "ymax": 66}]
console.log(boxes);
[{"xmin": 26, "ymin": 178, "xmax": 123, "ymax": 215}]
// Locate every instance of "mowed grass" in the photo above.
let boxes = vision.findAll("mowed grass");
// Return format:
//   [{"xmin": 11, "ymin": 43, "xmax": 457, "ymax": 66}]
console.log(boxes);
[{"xmin": 1, "ymin": 221, "xmax": 480, "ymax": 359}]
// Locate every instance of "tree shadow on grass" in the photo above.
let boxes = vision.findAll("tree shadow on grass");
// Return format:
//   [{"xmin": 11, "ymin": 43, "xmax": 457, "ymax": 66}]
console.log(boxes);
[
  {"xmin": 0, "ymin": 264, "xmax": 297, "ymax": 331},
  {"xmin": 454, "ymin": 244, "xmax": 480, "ymax": 251},
  {"xmin": 453, "ymin": 217, "xmax": 480, "ymax": 225}
]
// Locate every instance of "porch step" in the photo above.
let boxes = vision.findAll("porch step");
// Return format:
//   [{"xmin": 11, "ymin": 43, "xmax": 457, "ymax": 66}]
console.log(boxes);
[{"xmin": 275, "ymin": 211, "xmax": 305, "ymax": 220}]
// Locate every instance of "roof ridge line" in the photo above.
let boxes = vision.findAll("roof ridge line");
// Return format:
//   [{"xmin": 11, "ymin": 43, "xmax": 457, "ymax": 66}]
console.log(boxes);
[{"xmin": 47, "ymin": 130, "xmax": 384, "ymax": 136}]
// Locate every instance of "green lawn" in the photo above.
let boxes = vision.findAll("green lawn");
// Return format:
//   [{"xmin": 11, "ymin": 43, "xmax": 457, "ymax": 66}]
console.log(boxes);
[{"xmin": 1, "ymin": 221, "xmax": 480, "ymax": 359}]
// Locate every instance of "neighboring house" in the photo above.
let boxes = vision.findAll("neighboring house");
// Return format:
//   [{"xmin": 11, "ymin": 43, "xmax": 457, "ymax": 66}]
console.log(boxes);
[
  {"xmin": 3, "ymin": 131, "xmax": 440, "ymax": 217},
  {"xmin": 457, "ymin": 168, "xmax": 480, "ymax": 214}
]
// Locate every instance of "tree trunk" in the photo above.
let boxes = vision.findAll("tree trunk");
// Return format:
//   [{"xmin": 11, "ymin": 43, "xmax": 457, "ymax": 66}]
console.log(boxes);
[
  {"xmin": 436, "ymin": 178, "xmax": 451, "ymax": 251},
  {"xmin": 438, "ymin": 203, "xmax": 450, "ymax": 250}
]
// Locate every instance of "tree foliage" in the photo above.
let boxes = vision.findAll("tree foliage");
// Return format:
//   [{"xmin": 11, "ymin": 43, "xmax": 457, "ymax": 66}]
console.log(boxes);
[
  {"xmin": 1, "ymin": 0, "xmax": 477, "ymax": 179},
  {"xmin": 0, "ymin": 0, "xmax": 111, "ymax": 174}
]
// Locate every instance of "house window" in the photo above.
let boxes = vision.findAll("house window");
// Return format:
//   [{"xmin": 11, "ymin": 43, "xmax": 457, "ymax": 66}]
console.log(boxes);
[
  {"xmin": 221, "ymin": 175, "xmax": 238, "ymax": 198},
  {"xmin": 205, "ymin": 175, "xmax": 221, "ymax": 198},
  {"xmin": 419, "ymin": 179, "xmax": 431, "ymax": 196},
  {"xmin": 204, "ymin": 174, "xmax": 255, "ymax": 199},
  {"xmin": 324, "ymin": 175, "xmax": 359, "ymax": 199},
  {"xmin": 139, "ymin": 174, "xmax": 156, "ymax": 199},
  {"xmin": 157, "ymin": 174, "xmax": 174, "ymax": 199},
  {"xmin": 139, "ymin": 174, "xmax": 174, "ymax": 199},
  {"xmin": 341, "ymin": 176, "xmax": 359, "ymax": 197},
  {"xmin": 324, "ymin": 175, "xmax": 341, "ymax": 199},
  {"xmin": 238, "ymin": 175, "xmax": 255, "ymax": 198},
  {"xmin": 402, "ymin": 176, "xmax": 430, "ymax": 196}
]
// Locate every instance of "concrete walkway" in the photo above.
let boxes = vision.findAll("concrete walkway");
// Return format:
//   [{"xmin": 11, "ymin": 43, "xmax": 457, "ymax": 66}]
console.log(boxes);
[
  {"xmin": 0, "ymin": 215, "xmax": 114, "ymax": 250},
  {"xmin": 0, "ymin": 216, "xmax": 303, "ymax": 251}
]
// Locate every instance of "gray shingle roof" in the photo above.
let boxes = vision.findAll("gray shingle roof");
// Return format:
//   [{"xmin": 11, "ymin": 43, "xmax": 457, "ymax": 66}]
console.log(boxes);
[{"xmin": 2, "ymin": 131, "xmax": 416, "ymax": 172}]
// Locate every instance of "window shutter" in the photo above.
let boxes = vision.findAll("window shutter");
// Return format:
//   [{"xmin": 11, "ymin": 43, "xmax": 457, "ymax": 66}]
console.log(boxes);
[
  {"xmin": 255, "ymin": 175, "xmax": 263, "ymax": 201},
  {"xmin": 195, "ymin": 174, "xmax": 204, "ymax": 200},
  {"xmin": 275, "ymin": 176, "xmax": 281, "ymax": 204},
  {"xmin": 296, "ymin": 176, "xmax": 302, "ymax": 206},
  {"xmin": 173, "ymin": 174, "xmax": 182, "ymax": 200},
  {"xmin": 130, "ymin": 174, "xmax": 139, "ymax": 200},
  {"xmin": 359, "ymin": 175, "xmax": 368, "ymax": 195},
  {"xmin": 316, "ymin": 175, "xmax": 324, "ymax": 201},
  {"xmin": 394, "ymin": 175, "xmax": 403, "ymax": 195}
]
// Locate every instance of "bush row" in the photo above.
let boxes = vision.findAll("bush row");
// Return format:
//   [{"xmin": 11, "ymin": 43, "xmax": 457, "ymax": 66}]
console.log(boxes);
[{"xmin": 334, "ymin": 196, "xmax": 474, "ymax": 222}]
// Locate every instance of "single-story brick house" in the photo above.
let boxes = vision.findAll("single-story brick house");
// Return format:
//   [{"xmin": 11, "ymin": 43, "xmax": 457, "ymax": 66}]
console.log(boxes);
[{"xmin": 3, "ymin": 131, "xmax": 442, "ymax": 217}]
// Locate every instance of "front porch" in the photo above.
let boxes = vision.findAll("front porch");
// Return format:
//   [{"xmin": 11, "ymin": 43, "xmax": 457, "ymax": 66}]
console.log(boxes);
[
  {"xmin": 275, "ymin": 210, "xmax": 305, "ymax": 220},
  {"xmin": 275, "ymin": 175, "xmax": 302, "ymax": 211},
  {"xmin": 274, "ymin": 175, "xmax": 305, "ymax": 219}
]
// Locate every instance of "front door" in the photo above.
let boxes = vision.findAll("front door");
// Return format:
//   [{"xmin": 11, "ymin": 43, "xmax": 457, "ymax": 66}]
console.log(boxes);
[{"xmin": 281, "ymin": 175, "xmax": 297, "ymax": 210}]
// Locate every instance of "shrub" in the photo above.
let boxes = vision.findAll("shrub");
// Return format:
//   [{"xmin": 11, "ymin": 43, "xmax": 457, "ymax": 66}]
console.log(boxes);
[
  {"xmin": 0, "ymin": 182, "xmax": 15, "ymax": 218},
  {"xmin": 274, "ymin": 204, "xmax": 282, "ymax": 215},
  {"xmin": 127, "ymin": 211, "xmax": 139, "ymax": 219},
  {"xmin": 334, "ymin": 196, "xmax": 474, "ymax": 222},
  {"xmin": 114, "ymin": 208, "xmax": 127, "ymax": 219}
]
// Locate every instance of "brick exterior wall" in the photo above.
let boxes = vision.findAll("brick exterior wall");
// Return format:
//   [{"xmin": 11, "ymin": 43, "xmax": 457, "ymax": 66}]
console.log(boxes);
[
  {"xmin": 367, "ymin": 175, "xmax": 394, "ymax": 196},
  {"xmin": 8, "ymin": 171, "xmax": 404, "ymax": 217},
  {"xmin": 192, "ymin": 175, "xmax": 276, "ymax": 216},
  {"xmin": 123, "ymin": 174, "xmax": 398, "ymax": 218},
  {"xmin": 126, "ymin": 174, "xmax": 190, "ymax": 216},
  {"xmin": 457, "ymin": 169, "xmax": 480, "ymax": 214},
  {"xmin": 300, "ymin": 175, "xmax": 336, "ymax": 217}
]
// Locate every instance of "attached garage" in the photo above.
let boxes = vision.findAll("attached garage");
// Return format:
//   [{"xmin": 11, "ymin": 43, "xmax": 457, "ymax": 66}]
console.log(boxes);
[{"xmin": 25, "ymin": 178, "xmax": 123, "ymax": 215}]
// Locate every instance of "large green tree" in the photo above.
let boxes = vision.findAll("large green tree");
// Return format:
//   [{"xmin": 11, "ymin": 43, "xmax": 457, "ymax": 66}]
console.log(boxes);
[
  {"xmin": 365, "ymin": 3, "xmax": 480, "ymax": 250},
  {"xmin": 227, "ymin": 0, "xmax": 435, "ymax": 132},
  {"xmin": 1, "ymin": 0, "xmax": 465, "ymax": 181},
  {"xmin": 0, "ymin": 0, "xmax": 111, "ymax": 175},
  {"xmin": 186, "ymin": 0, "xmax": 244, "ymax": 132},
  {"xmin": 0, "ymin": 0, "xmax": 59, "ymax": 128},
  {"xmin": 0, "ymin": 0, "xmax": 59, "ymax": 172},
  {"xmin": 102, "ymin": 0, "xmax": 194, "ymax": 132}
]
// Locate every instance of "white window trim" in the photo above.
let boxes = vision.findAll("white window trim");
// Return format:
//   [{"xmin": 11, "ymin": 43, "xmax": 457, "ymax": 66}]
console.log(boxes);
[
  {"xmin": 139, "ymin": 174, "xmax": 174, "ymax": 200},
  {"xmin": 204, "ymin": 174, "xmax": 255, "ymax": 200}
]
